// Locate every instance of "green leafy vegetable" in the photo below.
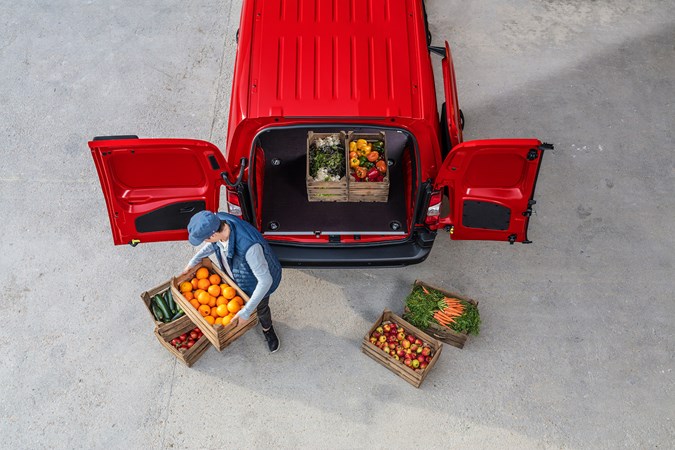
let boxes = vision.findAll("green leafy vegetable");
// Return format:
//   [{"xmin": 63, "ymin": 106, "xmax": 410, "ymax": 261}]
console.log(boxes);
[
  {"xmin": 403, "ymin": 284, "xmax": 481, "ymax": 335},
  {"xmin": 309, "ymin": 135, "xmax": 345, "ymax": 179}
]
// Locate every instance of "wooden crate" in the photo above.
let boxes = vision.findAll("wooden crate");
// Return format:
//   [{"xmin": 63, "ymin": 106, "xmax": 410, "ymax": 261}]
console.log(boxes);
[
  {"xmin": 404, "ymin": 280, "xmax": 480, "ymax": 349},
  {"xmin": 361, "ymin": 309, "xmax": 443, "ymax": 388},
  {"xmin": 140, "ymin": 280, "xmax": 186, "ymax": 338},
  {"xmin": 153, "ymin": 315, "xmax": 211, "ymax": 367},
  {"xmin": 347, "ymin": 131, "xmax": 390, "ymax": 202},
  {"xmin": 171, "ymin": 258, "xmax": 259, "ymax": 351},
  {"xmin": 306, "ymin": 131, "xmax": 348, "ymax": 202}
]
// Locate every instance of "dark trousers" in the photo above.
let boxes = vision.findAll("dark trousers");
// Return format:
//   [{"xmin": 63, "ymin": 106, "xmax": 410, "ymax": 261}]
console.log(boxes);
[{"xmin": 257, "ymin": 296, "xmax": 273, "ymax": 330}]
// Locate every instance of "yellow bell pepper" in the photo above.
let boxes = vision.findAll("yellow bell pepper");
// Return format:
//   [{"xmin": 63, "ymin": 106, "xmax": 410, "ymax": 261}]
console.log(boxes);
[
  {"xmin": 356, "ymin": 139, "xmax": 368, "ymax": 150},
  {"xmin": 350, "ymin": 157, "xmax": 360, "ymax": 168},
  {"xmin": 349, "ymin": 141, "xmax": 357, "ymax": 152}
]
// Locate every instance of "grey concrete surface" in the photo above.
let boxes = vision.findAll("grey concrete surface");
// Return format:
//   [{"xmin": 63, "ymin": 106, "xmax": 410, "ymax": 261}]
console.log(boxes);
[{"xmin": 1, "ymin": 0, "xmax": 673, "ymax": 448}]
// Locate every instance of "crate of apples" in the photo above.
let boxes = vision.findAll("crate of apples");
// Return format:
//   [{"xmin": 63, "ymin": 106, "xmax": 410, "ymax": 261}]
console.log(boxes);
[
  {"xmin": 369, "ymin": 322, "xmax": 434, "ymax": 371},
  {"xmin": 361, "ymin": 309, "xmax": 443, "ymax": 388}
]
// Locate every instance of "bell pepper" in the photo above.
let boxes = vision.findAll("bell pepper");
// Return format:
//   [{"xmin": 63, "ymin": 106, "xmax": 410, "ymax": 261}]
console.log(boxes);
[
  {"xmin": 350, "ymin": 157, "xmax": 360, "ymax": 168},
  {"xmin": 349, "ymin": 151, "xmax": 358, "ymax": 160},
  {"xmin": 376, "ymin": 160, "xmax": 387, "ymax": 173},
  {"xmin": 355, "ymin": 166, "xmax": 368, "ymax": 179},
  {"xmin": 366, "ymin": 167, "xmax": 380, "ymax": 181},
  {"xmin": 349, "ymin": 141, "xmax": 357, "ymax": 152},
  {"xmin": 356, "ymin": 139, "xmax": 368, "ymax": 150},
  {"xmin": 366, "ymin": 151, "xmax": 379, "ymax": 162}
]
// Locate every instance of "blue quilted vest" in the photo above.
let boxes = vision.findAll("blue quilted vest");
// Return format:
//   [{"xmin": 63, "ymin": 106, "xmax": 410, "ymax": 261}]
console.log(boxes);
[{"xmin": 211, "ymin": 212, "xmax": 282, "ymax": 297}]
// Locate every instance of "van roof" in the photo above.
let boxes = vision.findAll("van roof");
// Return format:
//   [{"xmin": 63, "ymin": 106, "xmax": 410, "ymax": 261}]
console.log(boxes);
[{"xmin": 236, "ymin": 0, "xmax": 429, "ymax": 121}]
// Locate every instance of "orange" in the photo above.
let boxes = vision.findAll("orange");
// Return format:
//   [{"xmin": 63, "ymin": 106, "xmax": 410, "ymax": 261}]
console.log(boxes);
[
  {"xmin": 232, "ymin": 296, "xmax": 244, "ymax": 307},
  {"xmin": 221, "ymin": 315, "xmax": 232, "ymax": 326},
  {"xmin": 197, "ymin": 278, "xmax": 211, "ymax": 290},
  {"xmin": 216, "ymin": 296, "xmax": 227, "ymax": 306},
  {"xmin": 209, "ymin": 274, "xmax": 221, "ymax": 285},
  {"xmin": 215, "ymin": 317, "xmax": 223, "ymax": 325},
  {"xmin": 227, "ymin": 300, "xmax": 241, "ymax": 314},
  {"xmin": 220, "ymin": 283, "xmax": 229, "ymax": 292},
  {"xmin": 189, "ymin": 299, "xmax": 201, "ymax": 309},
  {"xmin": 204, "ymin": 315, "xmax": 215, "ymax": 325},
  {"xmin": 194, "ymin": 288, "xmax": 205, "ymax": 298},
  {"xmin": 196, "ymin": 267, "xmax": 210, "ymax": 280},
  {"xmin": 222, "ymin": 287, "xmax": 236, "ymax": 300},
  {"xmin": 216, "ymin": 304, "xmax": 229, "ymax": 317},
  {"xmin": 197, "ymin": 291, "xmax": 210, "ymax": 305},
  {"xmin": 198, "ymin": 305, "xmax": 210, "ymax": 317},
  {"xmin": 179, "ymin": 281, "xmax": 193, "ymax": 292},
  {"xmin": 207, "ymin": 285, "xmax": 220, "ymax": 297},
  {"xmin": 210, "ymin": 306, "xmax": 219, "ymax": 318},
  {"xmin": 183, "ymin": 291, "xmax": 194, "ymax": 301},
  {"xmin": 208, "ymin": 296, "xmax": 217, "ymax": 308},
  {"xmin": 190, "ymin": 278, "xmax": 199, "ymax": 289}
]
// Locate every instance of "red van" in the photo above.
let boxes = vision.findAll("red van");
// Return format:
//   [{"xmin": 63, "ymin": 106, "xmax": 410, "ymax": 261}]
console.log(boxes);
[{"xmin": 89, "ymin": 0, "xmax": 550, "ymax": 267}]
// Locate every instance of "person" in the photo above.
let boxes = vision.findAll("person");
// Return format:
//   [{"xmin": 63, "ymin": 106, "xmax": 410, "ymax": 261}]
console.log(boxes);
[{"xmin": 183, "ymin": 210, "xmax": 282, "ymax": 353}]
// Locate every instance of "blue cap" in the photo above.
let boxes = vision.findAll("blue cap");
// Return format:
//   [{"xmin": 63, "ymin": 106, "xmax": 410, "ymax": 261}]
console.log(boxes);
[{"xmin": 187, "ymin": 210, "xmax": 220, "ymax": 246}]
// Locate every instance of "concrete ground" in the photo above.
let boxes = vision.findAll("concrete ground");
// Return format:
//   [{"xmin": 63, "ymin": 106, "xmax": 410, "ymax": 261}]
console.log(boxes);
[{"xmin": 1, "ymin": 0, "xmax": 673, "ymax": 448}]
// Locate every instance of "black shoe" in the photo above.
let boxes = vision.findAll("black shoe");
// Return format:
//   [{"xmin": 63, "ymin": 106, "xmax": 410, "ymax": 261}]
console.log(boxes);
[{"xmin": 262, "ymin": 326, "xmax": 280, "ymax": 353}]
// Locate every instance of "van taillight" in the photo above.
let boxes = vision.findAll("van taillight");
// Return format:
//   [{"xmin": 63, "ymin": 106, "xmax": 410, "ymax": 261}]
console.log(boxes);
[
  {"xmin": 425, "ymin": 191, "xmax": 442, "ymax": 226},
  {"xmin": 226, "ymin": 190, "xmax": 243, "ymax": 217}
]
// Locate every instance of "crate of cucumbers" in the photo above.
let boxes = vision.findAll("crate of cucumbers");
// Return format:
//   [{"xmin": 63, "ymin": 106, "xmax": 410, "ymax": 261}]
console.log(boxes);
[
  {"xmin": 140, "ymin": 280, "xmax": 187, "ymax": 338},
  {"xmin": 402, "ymin": 280, "xmax": 481, "ymax": 349}
]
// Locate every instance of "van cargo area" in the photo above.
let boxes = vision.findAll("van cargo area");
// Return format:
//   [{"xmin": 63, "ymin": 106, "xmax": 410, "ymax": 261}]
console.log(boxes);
[{"xmin": 252, "ymin": 127, "xmax": 417, "ymax": 237}]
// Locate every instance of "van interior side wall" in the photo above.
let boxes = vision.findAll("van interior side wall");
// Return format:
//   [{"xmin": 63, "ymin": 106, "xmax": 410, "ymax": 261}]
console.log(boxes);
[{"xmin": 251, "ymin": 126, "xmax": 416, "ymax": 235}]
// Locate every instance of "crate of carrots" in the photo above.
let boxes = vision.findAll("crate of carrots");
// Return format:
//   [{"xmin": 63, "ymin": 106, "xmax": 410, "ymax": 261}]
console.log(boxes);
[
  {"xmin": 402, "ymin": 280, "xmax": 481, "ymax": 349},
  {"xmin": 171, "ymin": 258, "xmax": 258, "ymax": 351}
]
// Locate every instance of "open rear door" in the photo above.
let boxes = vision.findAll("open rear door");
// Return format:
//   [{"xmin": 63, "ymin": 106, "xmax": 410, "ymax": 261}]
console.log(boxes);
[
  {"xmin": 89, "ymin": 137, "xmax": 229, "ymax": 246},
  {"xmin": 435, "ymin": 139, "xmax": 549, "ymax": 243},
  {"xmin": 441, "ymin": 41, "xmax": 463, "ymax": 149}
]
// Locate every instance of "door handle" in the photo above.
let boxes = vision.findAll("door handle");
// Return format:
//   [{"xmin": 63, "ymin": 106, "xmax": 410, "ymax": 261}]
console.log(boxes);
[{"xmin": 179, "ymin": 206, "xmax": 196, "ymax": 214}]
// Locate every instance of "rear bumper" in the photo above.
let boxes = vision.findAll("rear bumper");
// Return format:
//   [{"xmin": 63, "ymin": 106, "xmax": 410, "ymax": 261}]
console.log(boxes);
[{"xmin": 270, "ymin": 230, "xmax": 437, "ymax": 268}]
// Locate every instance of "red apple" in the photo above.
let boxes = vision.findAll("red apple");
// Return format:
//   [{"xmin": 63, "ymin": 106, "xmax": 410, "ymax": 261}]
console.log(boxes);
[
  {"xmin": 396, "ymin": 348, "xmax": 405, "ymax": 357},
  {"xmin": 402, "ymin": 340, "xmax": 411, "ymax": 349},
  {"xmin": 414, "ymin": 338, "xmax": 423, "ymax": 346},
  {"xmin": 388, "ymin": 335, "xmax": 397, "ymax": 343},
  {"xmin": 397, "ymin": 332, "xmax": 406, "ymax": 341},
  {"xmin": 407, "ymin": 334, "xmax": 415, "ymax": 343},
  {"xmin": 369, "ymin": 336, "xmax": 377, "ymax": 344},
  {"xmin": 420, "ymin": 361, "xmax": 428, "ymax": 369},
  {"xmin": 417, "ymin": 355, "xmax": 426, "ymax": 363},
  {"xmin": 372, "ymin": 331, "xmax": 381, "ymax": 339},
  {"xmin": 404, "ymin": 358, "xmax": 412, "ymax": 367},
  {"xmin": 383, "ymin": 324, "xmax": 392, "ymax": 333},
  {"xmin": 410, "ymin": 344, "xmax": 419, "ymax": 353},
  {"xmin": 421, "ymin": 346, "xmax": 431, "ymax": 357}
]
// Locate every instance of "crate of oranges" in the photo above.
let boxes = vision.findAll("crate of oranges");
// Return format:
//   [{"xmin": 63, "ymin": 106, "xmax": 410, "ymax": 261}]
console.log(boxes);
[{"xmin": 171, "ymin": 258, "xmax": 258, "ymax": 351}]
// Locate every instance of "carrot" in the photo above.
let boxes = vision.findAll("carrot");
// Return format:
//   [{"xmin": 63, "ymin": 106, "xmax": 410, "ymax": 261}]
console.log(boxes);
[{"xmin": 422, "ymin": 286, "xmax": 430, "ymax": 295}]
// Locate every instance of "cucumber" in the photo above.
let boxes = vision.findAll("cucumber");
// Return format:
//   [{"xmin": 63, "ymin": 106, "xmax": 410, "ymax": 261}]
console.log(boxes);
[
  {"xmin": 165, "ymin": 289, "xmax": 176, "ymax": 315},
  {"xmin": 170, "ymin": 310, "xmax": 185, "ymax": 321},
  {"xmin": 153, "ymin": 295, "xmax": 171, "ymax": 322},
  {"xmin": 151, "ymin": 302, "xmax": 164, "ymax": 321}
]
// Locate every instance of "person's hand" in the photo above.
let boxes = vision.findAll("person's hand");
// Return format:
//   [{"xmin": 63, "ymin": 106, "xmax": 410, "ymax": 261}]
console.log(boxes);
[{"xmin": 229, "ymin": 312, "xmax": 240, "ymax": 326}]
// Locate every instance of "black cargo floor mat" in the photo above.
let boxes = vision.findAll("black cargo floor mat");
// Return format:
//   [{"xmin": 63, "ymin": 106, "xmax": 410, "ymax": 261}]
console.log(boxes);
[{"xmin": 256, "ymin": 127, "xmax": 409, "ymax": 234}]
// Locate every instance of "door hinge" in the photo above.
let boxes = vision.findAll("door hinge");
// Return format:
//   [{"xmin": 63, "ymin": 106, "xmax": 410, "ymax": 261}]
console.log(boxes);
[
  {"xmin": 527, "ymin": 149, "xmax": 539, "ymax": 161},
  {"xmin": 129, "ymin": 239, "xmax": 141, "ymax": 247},
  {"xmin": 522, "ymin": 199, "xmax": 537, "ymax": 217},
  {"xmin": 508, "ymin": 234, "xmax": 517, "ymax": 244}
]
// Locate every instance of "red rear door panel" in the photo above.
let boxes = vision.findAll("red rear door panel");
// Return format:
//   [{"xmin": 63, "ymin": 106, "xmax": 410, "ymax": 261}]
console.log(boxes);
[
  {"xmin": 89, "ymin": 137, "xmax": 228, "ymax": 245},
  {"xmin": 442, "ymin": 41, "xmax": 462, "ymax": 149},
  {"xmin": 435, "ymin": 139, "xmax": 546, "ymax": 243}
]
